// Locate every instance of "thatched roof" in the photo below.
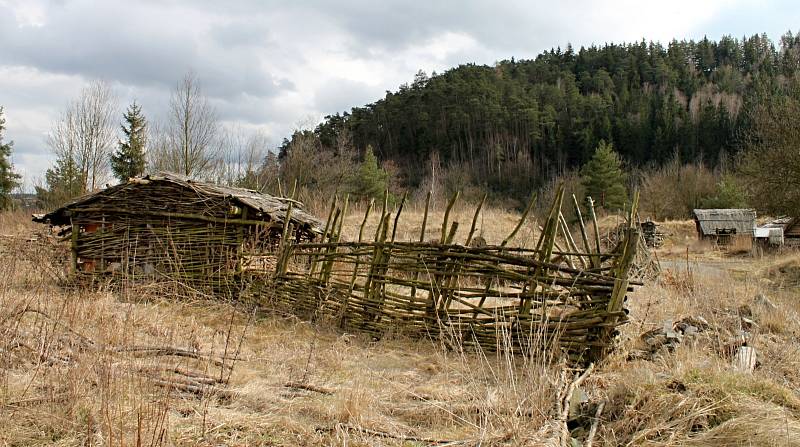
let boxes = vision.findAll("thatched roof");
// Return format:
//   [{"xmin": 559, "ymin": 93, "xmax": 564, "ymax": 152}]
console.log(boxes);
[
  {"xmin": 34, "ymin": 172, "xmax": 325, "ymax": 234},
  {"xmin": 692, "ymin": 209, "xmax": 756, "ymax": 236}
]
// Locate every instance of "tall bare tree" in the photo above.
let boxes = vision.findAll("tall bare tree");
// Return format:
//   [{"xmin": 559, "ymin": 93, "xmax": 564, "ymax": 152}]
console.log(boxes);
[
  {"xmin": 47, "ymin": 81, "xmax": 118, "ymax": 192},
  {"xmin": 215, "ymin": 128, "xmax": 272, "ymax": 189},
  {"xmin": 740, "ymin": 95, "xmax": 800, "ymax": 216},
  {"xmin": 163, "ymin": 72, "xmax": 220, "ymax": 178}
]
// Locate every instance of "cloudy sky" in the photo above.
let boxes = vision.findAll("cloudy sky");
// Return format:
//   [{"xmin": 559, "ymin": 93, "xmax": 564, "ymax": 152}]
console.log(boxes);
[{"xmin": 1, "ymin": 0, "xmax": 797, "ymax": 190}]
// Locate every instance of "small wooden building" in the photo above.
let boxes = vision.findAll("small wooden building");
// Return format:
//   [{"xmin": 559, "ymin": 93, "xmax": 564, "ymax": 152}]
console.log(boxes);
[
  {"xmin": 756, "ymin": 217, "xmax": 800, "ymax": 248},
  {"xmin": 692, "ymin": 209, "xmax": 756, "ymax": 244},
  {"xmin": 784, "ymin": 218, "xmax": 800, "ymax": 246},
  {"xmin": 33, "ymin": 173, "xmax": 324, "ymax": 293}
]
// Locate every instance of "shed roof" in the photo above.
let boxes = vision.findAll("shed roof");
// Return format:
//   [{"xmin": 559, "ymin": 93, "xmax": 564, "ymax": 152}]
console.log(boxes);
[
  {"xmin": 692, "ymin": 209, "xmax": 756, "ymax": 236},
  {"xmin": 34, "ymin": 172, "xmax": 325, "ymax": 234}
]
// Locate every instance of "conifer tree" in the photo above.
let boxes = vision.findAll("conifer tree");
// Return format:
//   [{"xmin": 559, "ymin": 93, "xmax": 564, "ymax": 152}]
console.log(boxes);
[
  {"xmin": 0, "ymin": 107, "xmax": 22, "ymax": 210},
  {"xmin": 111, "ymin": 101, "xmax": 147, "ymax": 182},
  {"xmin": 350, "ymin": 145, "xmax": 389, "ymax": 200},
  {"xmin": 35, "ymin": 154, "xmax": 83, "ymax": 209},
  {"xmin": 580, "ymin": 140, "xmax": 628, "ymax": 211}
]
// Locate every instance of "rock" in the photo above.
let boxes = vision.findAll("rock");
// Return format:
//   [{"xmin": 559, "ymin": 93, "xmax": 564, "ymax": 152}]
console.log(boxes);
[
  {"xmin": 733, "ymin": 346, "xmax": 757, "ymax": 373},
  {"xmin": 663, "ymin": 319, "xmax": 680, "ymax": 340}
]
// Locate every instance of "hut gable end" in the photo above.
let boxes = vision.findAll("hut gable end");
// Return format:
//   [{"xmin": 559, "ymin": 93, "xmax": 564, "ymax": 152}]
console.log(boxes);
[{"xmin": 692, "ymin": 209, "xmax": 756, "ymax": 237}]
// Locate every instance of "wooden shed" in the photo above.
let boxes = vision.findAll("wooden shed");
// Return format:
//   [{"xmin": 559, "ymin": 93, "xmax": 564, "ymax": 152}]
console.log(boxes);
[
  {"xmin": 33, "ymin": 173, "xmax": 324, "ymax": 294},
  {"xmin": 756, "ymin": 217, "xmax": 800, "ymax": 247},
  {"xmin": 692, "ymin": 209, "xmax": 756, "ymax": 244}
]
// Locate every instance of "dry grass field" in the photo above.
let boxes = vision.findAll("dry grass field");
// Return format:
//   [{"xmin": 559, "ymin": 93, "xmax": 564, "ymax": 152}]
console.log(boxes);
[{"xmin": 2, "ymin": 207, "xmax": 800, "ymax": 446}]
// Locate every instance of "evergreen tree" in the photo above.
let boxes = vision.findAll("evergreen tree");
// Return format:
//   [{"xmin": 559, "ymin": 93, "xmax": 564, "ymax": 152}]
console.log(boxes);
[
  {"xmin": 0, "ymin": 107, "xmax": 22, "ymax": 210},
  {"xmin": 111, "ymin": 101, "xmax": 147, "ymax": 182},
  {"xmin": 271, "ymin": 32, "xmax": 798, "ymax": 204},
  {"xmin": 350, "ymin": 145, "xmax": 389, "ymax": 200},
  {"xmin": 35, "ymin": 152, "xmax": 83, "ymax": 209},
  {"xmin": 580, "ymin": 140, "xmax": 628, "ymax": 211}
]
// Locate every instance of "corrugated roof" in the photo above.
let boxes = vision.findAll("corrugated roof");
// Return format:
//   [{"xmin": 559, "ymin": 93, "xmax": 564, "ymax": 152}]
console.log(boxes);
[
  {"xmin": 35, "ymin": 172, "xmax": 325, "ymax": 234},
  {"xmin": 692, "ymin": 209, "xmax": 756, "ymax": 236}
]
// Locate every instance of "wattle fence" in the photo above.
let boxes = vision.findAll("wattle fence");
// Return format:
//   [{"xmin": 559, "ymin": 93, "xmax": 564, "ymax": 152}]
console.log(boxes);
[{"xmin": 248, "ymin": 186, "xmax": 641, "ymax": 363}]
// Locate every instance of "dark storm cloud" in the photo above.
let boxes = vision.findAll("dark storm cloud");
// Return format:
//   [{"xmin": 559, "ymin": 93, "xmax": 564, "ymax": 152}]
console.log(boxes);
[{"xmin": 0, "ymin": 0, "xmax": 293, "ymax": 105}]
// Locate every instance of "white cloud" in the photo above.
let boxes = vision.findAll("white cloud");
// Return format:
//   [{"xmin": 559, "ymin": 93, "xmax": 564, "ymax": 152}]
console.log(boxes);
[{"xmin": 0, "ymin": 0, "xmax": 787, "ymax": 190}]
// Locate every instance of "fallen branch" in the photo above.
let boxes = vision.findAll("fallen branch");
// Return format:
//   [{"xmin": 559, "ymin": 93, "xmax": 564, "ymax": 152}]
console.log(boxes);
[
  {"xmin": 113, "ymin": 346, "xmax": 237, "ymax": 369},
  {"xmin": 558, "ymin": 363, "xmax": 594, "ymax": 447},
  {"xmin": 3, "ymin": 393, "xmax": 70, "ymax": 408},
  {"xmin": 15, "ymin": 307, "xmax": 96, "ymax": 348},
  {"xmin": 135, "ymin": 365, "xmax": 224, "ymax": 384},
  {"xmin": 585, "ymin": 400, "xmax": 605, "ymax": 447},
  {"xmin": 149, "ymin": 378, "xmax": 236, "ymax": 399},
  {"xmin": 284, "ymin": 381, "xmax": 334, "ymax": 395}
]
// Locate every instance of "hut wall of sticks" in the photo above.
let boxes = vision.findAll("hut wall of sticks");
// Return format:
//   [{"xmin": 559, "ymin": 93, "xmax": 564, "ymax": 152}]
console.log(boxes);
[
  {"xmin": 33, "ymin": 173, "xmax": 324, "ymax": 295},
  {"xmin": 249, "ymin": 187, "xmax": 642, "ymax": 363}
]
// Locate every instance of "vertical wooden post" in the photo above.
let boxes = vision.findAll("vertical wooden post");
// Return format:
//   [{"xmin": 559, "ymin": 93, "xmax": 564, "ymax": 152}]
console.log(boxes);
[
  {"xmin": 390, "ymin": 192, "xmax": 407, "ymax": 243},
  {"xmin": 465, "ymin": 193, "xmax": 487, "ymax": 246},
  {"xmin": 440, "ymin": 191, "xmax": 459, "ymax": 243},
  {"xmin": 592, "ymin": 191, "xmax": 640, "ymax": 360},
  {"xmin": 342, "ymin": 199, "xmax": 374, "ymax": 327},
  {"xmin": 236, "ymin": 207, "xmax": 247, "ymax": 274},
  {"xmin": 439, "ymin": 221, "xmax": 460, "ymax": 311},
  {"xmin": 71, "ymin": 219, "xmax": 79, "ymax": 274},
  {"xmin": 521, "ymin": 185, "xmax": 563, "ymax": 315},
  {"xmin": 558, "ymin": 212, "xmax": 581, "ymax": 269},
  {"xmin": 419, "ymin": 191, "xmax": 431, "ymax": 242},
  {"xmin": 99, "ymin": 216, "xmax": 106, "ymax": 274},
  {"xmin": 502, "ymin": 192, "xmax": 536, "ymax": 247},
  {"xmin": 587, "ymin": 196, "xmax": 602, "ymax": 257},
  {"xmin": 410, "ymin": 191, "xmax": 431, "ymax": 303},
  {"xmin": 572, "ymin": 194, "xmax": 596, "ymax": 268}
]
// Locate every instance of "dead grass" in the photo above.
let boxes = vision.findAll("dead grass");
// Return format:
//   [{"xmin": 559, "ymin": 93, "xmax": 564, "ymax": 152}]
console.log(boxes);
[
  {"xmin": 3, "ymin": 207, "xmax": 800, "ymax": 446},
  {"xmin": 341, "ymin": 200, "xmax": 539, "ymax": 247}
]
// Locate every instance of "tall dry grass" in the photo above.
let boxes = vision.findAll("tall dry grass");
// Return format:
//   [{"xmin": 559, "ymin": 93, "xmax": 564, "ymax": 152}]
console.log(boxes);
[{"xmin": 3, "ymin": 207, "xmax": 800, "ymax": 445}]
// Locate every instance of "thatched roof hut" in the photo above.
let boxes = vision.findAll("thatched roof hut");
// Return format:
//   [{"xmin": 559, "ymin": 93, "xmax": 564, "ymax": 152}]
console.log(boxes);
[
  {"xmin": 692, "ymin": 209, "xmax": 756, "ymax": 241},
  {"xmin": 33, "ymin": 173, "xmax": 324, "ymax": 293}
]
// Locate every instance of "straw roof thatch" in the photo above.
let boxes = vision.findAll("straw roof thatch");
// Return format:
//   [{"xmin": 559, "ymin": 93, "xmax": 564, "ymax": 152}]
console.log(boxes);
[
  {"xmin": 35, "ymin": 172, "xmax": 324, "ymax": 236},
  {"xmin": 692, "ymin": 209, "xmax": 756, "ymax": 236}
]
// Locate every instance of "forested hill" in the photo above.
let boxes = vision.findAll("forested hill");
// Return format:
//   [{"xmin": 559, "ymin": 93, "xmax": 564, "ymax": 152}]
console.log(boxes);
[{"xmin": 281, "ymin": 33, "xmax": 800, "ymax": 197}]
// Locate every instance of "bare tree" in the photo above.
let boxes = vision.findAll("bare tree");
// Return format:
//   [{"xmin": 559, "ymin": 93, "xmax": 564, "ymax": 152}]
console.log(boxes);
[
  {"xmin": 164, "ymin": 72, "xmax": 220, "ymax": 178},
  {"xmin": 740, "ymin": 96, "xmax": 800, "ymax": 216},
  {"xmin": 146, "ymin": 121, "xmax": 172, "ymax": 174},
  {"xmin": 218, "ymin": 128, "xmax": 272, "ymax": 189},
  {"xmin": 47, "ymin": 81, "xmax": 118, "ymax": 192}
]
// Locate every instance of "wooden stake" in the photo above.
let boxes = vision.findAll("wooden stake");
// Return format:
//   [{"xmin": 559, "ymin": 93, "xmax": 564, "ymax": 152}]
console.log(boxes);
[
  {"xmin": 391, "ymin": 191, "xmax": 407, "ymax": 243},
  {"xmin": 440, "ymin": 191, "xmax": 460, "ymax": 243},
  {"xmin": 502, "ymin": 192, "xmax": 536, "ymax": 247},
  {"xmin": 465, "ymin": 193, "xmax": 487, "ymax": 246}
]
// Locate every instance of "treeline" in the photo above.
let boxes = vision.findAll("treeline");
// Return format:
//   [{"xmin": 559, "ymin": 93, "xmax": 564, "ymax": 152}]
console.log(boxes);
[
  {"xmin": 25, "ymin": 32, "xmax": 800, "ymax": 220},
  {"xmin": 281, "ymin": 32, "xmax": 800, "ymax": 202}
]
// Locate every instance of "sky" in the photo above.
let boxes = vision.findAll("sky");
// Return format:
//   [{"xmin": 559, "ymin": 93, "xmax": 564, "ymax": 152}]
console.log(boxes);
[{"xmin": 0, "ymin": 0, "xmax": 798, "ymax": 190}]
